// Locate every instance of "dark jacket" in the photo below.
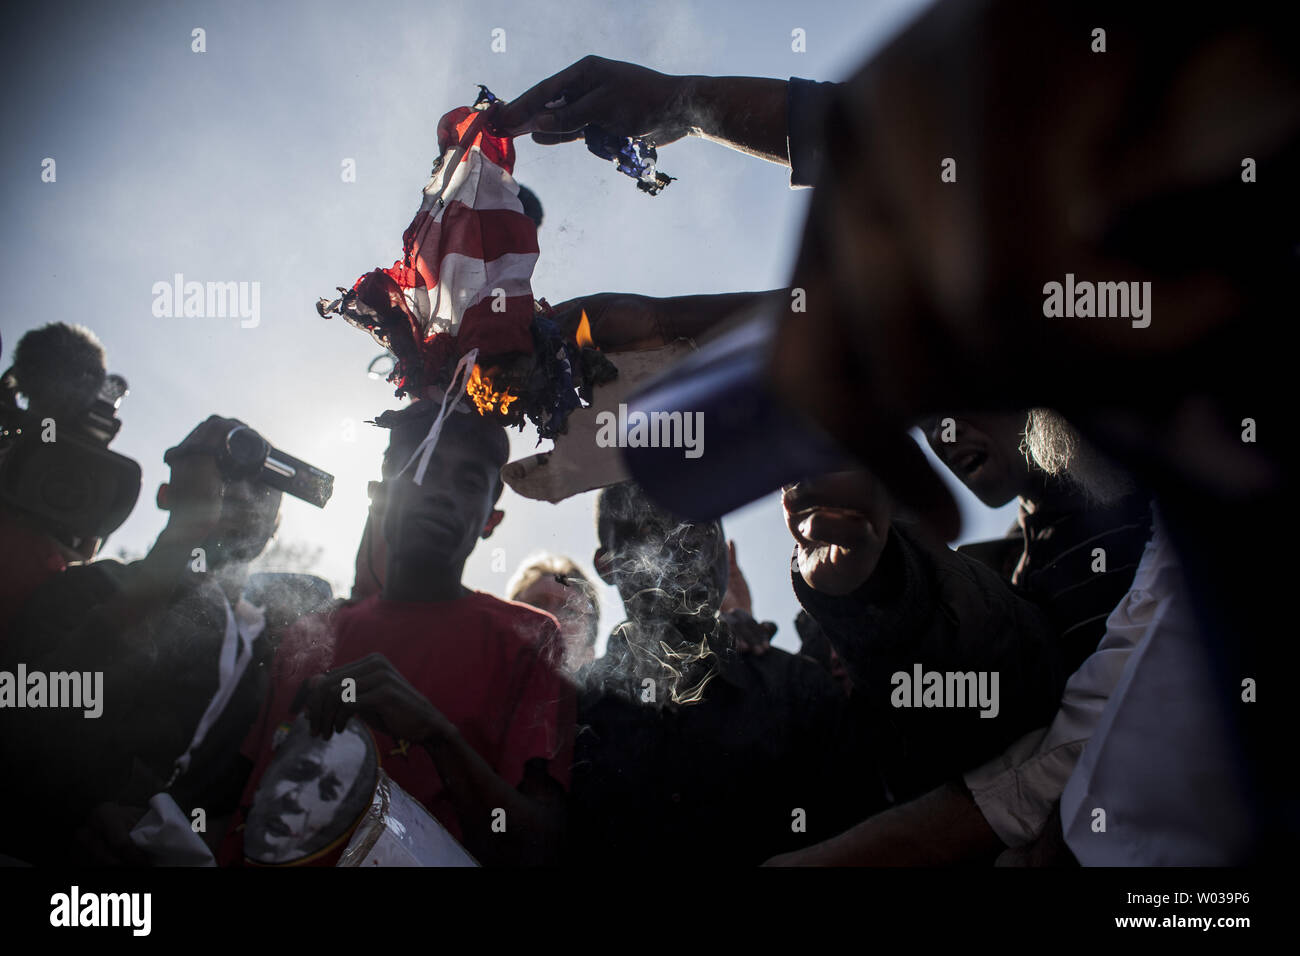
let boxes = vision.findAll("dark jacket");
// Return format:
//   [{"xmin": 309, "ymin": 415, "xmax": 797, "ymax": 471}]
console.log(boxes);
[
  {"xmin": 0, "ymin": 561, "xmax": 326, "ymax": 864},
  {"xmin": 957, "ymin": 495, "xmax": 1153, "ymax": 674},
  {"xmin": 793, "ymin": 520, "xmax": 1064, "ymax": 803},
  {"xmin": 568, "ymin": 622, "xmax": 883, "ymax": 865}
]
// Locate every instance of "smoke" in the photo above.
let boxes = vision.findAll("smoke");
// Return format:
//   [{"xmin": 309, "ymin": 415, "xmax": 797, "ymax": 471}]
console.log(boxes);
[
  {"xmin": 507, "ymin": 551, "xmax": 601, "ymax": 674},
  {"xmin": 274, "ymin": 601, "xmax": 342, "ymax": 689},
  {"xmin": 589, "ymin": 482, "xmax": 731, "ymax": 706},
  {"xmin": 607, "ymin": 618, "xmax": 721, "ymax": 706}
]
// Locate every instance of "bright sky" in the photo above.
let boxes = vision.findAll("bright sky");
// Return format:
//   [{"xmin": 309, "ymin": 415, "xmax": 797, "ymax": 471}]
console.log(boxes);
[{"xmin": 1, "ymin": 0, "xmax": 1016, "ymax": 654}]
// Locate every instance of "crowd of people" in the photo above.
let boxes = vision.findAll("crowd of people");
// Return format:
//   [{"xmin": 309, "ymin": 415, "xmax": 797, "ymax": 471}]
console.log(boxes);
[{"xmin": 0, "ymin": 1, "xmax": 1290, "ymax": 867}]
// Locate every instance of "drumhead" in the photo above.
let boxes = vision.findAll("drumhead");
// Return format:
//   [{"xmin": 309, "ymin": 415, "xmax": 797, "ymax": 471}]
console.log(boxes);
[{"xmin": 244, "ymin": 715, "xmax": 378, "ymax": 866}]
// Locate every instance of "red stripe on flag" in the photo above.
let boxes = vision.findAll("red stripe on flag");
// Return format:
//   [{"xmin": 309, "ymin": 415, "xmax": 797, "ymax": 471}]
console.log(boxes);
[
  {"xmin": 403, "ymin": 203, "xmax": 539, "ymax": 275},
  {"xmin": 436, "ymin": 107, "xmax": 515, "ymax": 171},
  {"xmin": 455, "ymin": 296, "xmax": 536, "ymax": 358}
]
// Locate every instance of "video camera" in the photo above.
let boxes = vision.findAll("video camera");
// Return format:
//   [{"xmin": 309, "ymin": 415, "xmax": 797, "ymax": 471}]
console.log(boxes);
[{"xmin": 217, "ymin": 425, "xmax": 333, "ymax": 509}]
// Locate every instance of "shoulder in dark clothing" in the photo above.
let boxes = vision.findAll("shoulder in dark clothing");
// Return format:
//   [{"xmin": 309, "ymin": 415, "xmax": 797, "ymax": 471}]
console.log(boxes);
[
  {"xmin": 956, "ymin": 536, "xmax": 1022, "ymax": 583},
  {"xmin": 569, "ymin": 632, "xmax": 883, "ymax": 865},
  {"xmin": 0, "ymin": 559, "xmax": 183, "ymax": 862},
  {"xmin": 793, "ymin": 520, "xmax": 1064, "ymax": 802},
  {"xmin": 956, "ymin": 496, "xmax": 1154, "ymax": 672},
  {"xmin": 1016, "ymin": 496, "xmax": 1153, "ymax": 671}
]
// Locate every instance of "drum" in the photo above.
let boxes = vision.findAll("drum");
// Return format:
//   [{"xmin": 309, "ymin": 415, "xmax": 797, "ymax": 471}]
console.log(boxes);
[
  {"xmin": 243, "ymin": 715, "xmax": 475, "ymax": 867},
  {"xmin": 339, "ymin": 770, "xmax": 477, "ymax": 867}
]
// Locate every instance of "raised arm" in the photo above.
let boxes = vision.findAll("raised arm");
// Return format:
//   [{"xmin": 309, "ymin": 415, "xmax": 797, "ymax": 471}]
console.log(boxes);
[{"xmin": 493, "ymin": 56, "xmax": 791, "ymax": 165}]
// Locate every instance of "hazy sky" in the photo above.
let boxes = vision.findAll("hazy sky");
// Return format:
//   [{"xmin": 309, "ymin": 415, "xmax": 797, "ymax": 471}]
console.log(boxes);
[{"xmin": 1, "ymin": 0, "xmax": 1016, "ymax": 652}]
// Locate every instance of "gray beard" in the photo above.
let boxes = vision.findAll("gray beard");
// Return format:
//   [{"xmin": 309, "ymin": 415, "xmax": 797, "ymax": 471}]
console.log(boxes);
[{"xmin": 1023, "ymin": 408, "xmax": 1136, "ymax": 506}]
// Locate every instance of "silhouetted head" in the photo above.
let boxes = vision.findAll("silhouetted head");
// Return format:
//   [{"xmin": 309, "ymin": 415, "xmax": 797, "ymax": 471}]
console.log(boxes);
[
  {"xmin": 508, "ymin": 553, "xmax": 599, "ymax": 672},
  {"xmin": 593, "ymin": 482, "xmax": 727, "ymax": 626},
  {"xmin": 376, "ymin": 403, "xmax": 509, "ymax": 570}
]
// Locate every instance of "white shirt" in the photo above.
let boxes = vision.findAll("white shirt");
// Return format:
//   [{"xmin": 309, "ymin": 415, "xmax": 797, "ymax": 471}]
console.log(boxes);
[
  {"xmin": 1059, "ymin": 516, "xmax": 1254, "ymax": 864},
  {"xmin": 170, "ymin": 586, "xmax": 266, "ymax": 781},
  {"xmin": 132, "ymin": 584, "xmax": 267, "ymax": 866},
  {"xmin": 964, "ymin": 504, "xmax": 1166, "ymax": 847}
]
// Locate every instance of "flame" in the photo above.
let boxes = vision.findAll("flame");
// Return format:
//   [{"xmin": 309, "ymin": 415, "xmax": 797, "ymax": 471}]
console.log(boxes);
[
  {"xmin": 467, "ymin": 364, "xmax": 519, "ymax": 416},
  {"xmin": 575, "ymin": 309, "xmax": 596, "ymax": 349}
]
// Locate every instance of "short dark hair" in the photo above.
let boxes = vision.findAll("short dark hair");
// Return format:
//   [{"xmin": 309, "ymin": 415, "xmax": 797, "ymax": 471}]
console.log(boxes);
[
  {"xmin": 595, "ymin": 480, "xmax": 725, "ymax": 552},
  {"xmin": 6, "ymin": 322, "xmax": 106, "ymax": 417},
  {"xmin": 376, "ymin": 402, "xmax": 509, "ymax": 502},
  {"xmin": 594, "ymin": 481, "xmax": 641, "ymax": 551}
]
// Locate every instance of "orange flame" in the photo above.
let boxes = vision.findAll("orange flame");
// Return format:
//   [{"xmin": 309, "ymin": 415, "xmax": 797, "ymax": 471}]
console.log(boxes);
[
  {"xmin": 467, "ymin": 364, "xmax": 519, "ymax": 416},
  {"xmin": 575, "ymin": 309, "xmax": 596, "ymax": 349}
]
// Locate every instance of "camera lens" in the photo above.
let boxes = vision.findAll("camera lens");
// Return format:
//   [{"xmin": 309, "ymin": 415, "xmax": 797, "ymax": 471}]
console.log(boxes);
[
  {"xmin": 99, "ymin": 374, "xmax": 128, "ymax": 406},
  {"xmin": 224, "ymin": 426, "xmax": 268, "ymax": 475}
]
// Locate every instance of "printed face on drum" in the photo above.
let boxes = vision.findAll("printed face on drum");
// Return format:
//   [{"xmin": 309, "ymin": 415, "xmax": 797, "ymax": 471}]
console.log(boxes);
[{"xmin": 244, "ymin": 716, "xmax": 376, "ymax": 865}]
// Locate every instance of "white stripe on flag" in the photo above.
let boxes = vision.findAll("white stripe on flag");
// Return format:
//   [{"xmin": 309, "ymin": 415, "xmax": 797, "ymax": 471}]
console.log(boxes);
[
  {"xmin": 420, "ymin": 251, "xmax": 538, "ymax": 330},
  {"xmin": 419, "ymin": 143, "xmax": 524, "ymax": 219}
]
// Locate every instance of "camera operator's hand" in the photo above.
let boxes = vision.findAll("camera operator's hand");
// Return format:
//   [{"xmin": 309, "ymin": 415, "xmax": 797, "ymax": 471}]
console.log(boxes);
[
  {"xmin": 783, "ymin": 470, "xmax": 892, "ymax": 596},
  {"xmin": 157, "ymin": 415, "xmax": 246, "ymax": 549},
  {"xmin": 492, "ymin": 56, "xmax": 692, "ymax": 146}
]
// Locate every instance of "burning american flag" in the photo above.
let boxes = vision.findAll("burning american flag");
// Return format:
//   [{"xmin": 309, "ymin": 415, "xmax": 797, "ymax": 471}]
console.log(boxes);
[
  {"xmin": 319, "ymin": 87, "xmax": 540, "ymax": 405},
  {"xmin": 390, "ymin": 91, "xmax": 539, "ymax": 358},
  {"xmin": 318, "ymin": 86, "xmax": 615, "ymax": 480}
]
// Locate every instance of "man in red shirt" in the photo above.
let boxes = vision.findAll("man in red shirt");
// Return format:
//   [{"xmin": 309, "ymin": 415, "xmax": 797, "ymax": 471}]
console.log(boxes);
[{"xmin": 225, "ymin": 403, "xmax": 575, "ymax": 866}]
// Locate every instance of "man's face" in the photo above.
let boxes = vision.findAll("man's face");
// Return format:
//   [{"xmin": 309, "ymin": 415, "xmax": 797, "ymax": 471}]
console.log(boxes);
[
  {"xmin": 923, "ymin": 412, "xmax": 1031, "ymax": 508},
  {"xmin": 515, "ymin": 574, "xmax": 598, "ymax": 672},
  {"xmin": 204, "ymin": 478, "xmax": 281, "ymax": 566},
  {"xmin": 381, "ymin": 424, "xmax": 500, "ymax": 569},
  {"xmin": 600, "ymin": 510, "xmax": 728, "ymax": 626},
  {"xmin": 245, "ymin": 718, "xmax": 369, "ymax": 864}
]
